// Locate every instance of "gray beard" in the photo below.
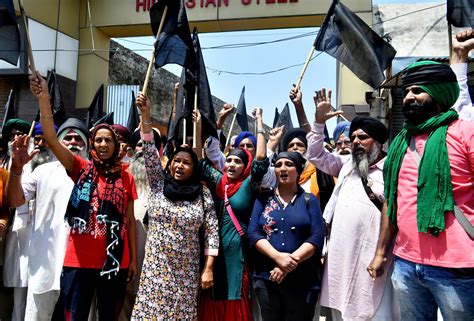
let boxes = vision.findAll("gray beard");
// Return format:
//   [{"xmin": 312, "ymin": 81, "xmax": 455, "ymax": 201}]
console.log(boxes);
[
  {"xmin": 31, "ymin": 148, "xmax": 54, "ymax": 171},
  {"xmin": 129, "ymin": 152, "xmax": 148, "ymax": 193},
  {"xmin": 352, "ymin": 143, "xmax": 381, "ymax": 181}
]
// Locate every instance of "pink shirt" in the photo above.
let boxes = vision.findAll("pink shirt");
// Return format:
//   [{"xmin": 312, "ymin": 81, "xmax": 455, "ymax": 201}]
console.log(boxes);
[{"xmin": 393, "ymin": 119, "xmax": 474, "ymax": 268}]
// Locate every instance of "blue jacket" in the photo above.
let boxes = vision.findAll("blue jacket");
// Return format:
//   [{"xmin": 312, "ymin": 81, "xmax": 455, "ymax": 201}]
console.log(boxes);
[{"xmin": 248, "ymin": 188, "xmax": 324, "ymax": 288}]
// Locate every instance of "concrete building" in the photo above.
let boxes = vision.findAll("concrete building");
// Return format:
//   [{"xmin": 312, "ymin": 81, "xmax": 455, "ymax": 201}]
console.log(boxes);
[{"xmin": 0, "ymin": 0, "xmax": 372, "ymax": 134}]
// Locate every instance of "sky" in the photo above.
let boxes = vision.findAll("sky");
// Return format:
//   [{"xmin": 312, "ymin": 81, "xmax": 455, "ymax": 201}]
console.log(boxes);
[{"xmin": 113, "ymin": 0, "xmax": 444, "ymax": 134}]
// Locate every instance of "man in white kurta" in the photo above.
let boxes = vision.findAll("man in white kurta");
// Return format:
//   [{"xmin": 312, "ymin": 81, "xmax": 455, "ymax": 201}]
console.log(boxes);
[
  {"xmin": 306, "ymin": 92, "xmax": 399, "ymax": 321},
  {"xmin": 5, "ymin": 118, "xmax": 89, "ymax": 321}
]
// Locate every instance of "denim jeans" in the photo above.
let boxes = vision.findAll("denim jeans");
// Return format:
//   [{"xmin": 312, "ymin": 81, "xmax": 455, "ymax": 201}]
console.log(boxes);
[{"xmin": 391, "ymin": 257, "xmax": 474, "ymax": 321}]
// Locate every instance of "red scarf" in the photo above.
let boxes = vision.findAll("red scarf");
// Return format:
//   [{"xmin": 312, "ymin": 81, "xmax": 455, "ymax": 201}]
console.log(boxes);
[{"xmin": 216, "ymin": 148, "xmax": 253, "ymax": 199}]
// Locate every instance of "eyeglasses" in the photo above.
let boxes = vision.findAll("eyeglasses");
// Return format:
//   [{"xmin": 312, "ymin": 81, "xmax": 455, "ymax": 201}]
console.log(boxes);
[{"xmin": 336, "ymin": 139, "xmax": 351, "ymax": 147}]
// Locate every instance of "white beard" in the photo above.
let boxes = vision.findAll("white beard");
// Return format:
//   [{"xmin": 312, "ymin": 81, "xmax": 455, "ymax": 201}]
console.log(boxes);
[
  {"xmin": 352, "ymin": 143, "xmax": 381, "ymax": 180},
  {"xmin": 129, "ymin": 152, "xmax": 148, "ymax": 195}
]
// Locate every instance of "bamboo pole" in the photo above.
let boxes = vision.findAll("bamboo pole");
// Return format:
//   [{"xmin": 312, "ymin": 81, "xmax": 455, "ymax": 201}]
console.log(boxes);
[
  {"xmin": 448, "ymin": 23, "xmax": 453, "ymax": 62},
  {"xmin": 19, "ymin": 1, "xmax": 38, "ymax": 137},
  {"xmin": 225, "ymin": 112, "xmax": 237, "ymax": 151},
  {"xmin": 142, "ymin": 6, "xmax": 168, "ymax": 97},
  {"xmin": 87, "ymin": 0, "xmax": 95, "ymax": 52},
  {"xmin": 192, "ymin": 85, "xmax": 198, "ymax": 148},
  {"xmin": 182, "ymin": 118, "xmax": 187, "ymax": 146},
  {"xmin": 295, "ymin": 46, "xmax": 315, "ymax": 90}
]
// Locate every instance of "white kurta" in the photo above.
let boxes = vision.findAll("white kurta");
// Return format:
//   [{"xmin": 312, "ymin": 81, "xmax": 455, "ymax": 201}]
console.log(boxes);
[
  {"xmin": 4, "ymin": 161, "xmax": 72, "ymax": 293},
  {"xmin": 307, "ymin": 122, "xmax": 398, "ymax": 321},
  {"xmin": 4, "ymin": 165, "xmax": 33, "ymax": 288}
]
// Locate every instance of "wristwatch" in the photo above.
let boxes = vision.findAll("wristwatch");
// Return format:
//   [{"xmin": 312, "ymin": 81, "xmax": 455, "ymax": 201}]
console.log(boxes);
[{"xmin": 257, "ymin": 128, "xmax": 265, "ymax": 135}]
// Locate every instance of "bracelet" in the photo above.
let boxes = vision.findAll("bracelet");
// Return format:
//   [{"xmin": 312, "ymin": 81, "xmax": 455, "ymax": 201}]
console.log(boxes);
[
  {"xmin": 10, "ymin": 169, "xmax": 22, "ymax": 177},
  {"xmin": 300, "ymin": 122, "xmax": 309, "ymax": 127},
  {"xmin": 40, "ymin": 113, "xmax": 54, "ymax": 119},
  {"xmin": 141, "ymin": 120, "xmax": 152, "ymax": 125},
  {"xmin": 257, "ymin": 128, "xmax": 265, "ymax": 135}
]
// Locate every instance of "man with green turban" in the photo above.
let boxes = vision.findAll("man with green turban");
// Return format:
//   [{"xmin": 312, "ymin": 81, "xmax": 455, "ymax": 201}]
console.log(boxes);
[
  {"xmin": 368, "ymin": 59, "xmax": 474, "ymax": 320},
  {"xmin": 1, "ymin": 118, "xmax": 31, "ymax": 169}
]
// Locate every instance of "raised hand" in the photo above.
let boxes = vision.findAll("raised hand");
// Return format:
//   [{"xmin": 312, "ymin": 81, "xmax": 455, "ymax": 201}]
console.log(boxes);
[
  {"xmin": 289, "ymin": 84, "xmax": 302, "ymax": 105},
  {"xmin": 252, "ymin": 107, "xmax": 263, "ymax": 119},
  {"xmin": 136, "ymin": 92, "xmax": 151, "ymax": 117},
  {"xmin": 11, "ymin": 135, "xmax": 39, "ymax": 172},
  {"xmin": 29, "ymin": 71, "xmax": 49, "ymax": 102},
  {"xmin": 192, "ymin": 109, "xmax": 202, "ymax": 128},
  {"xmin": 452, "ymin": 29, "xmax": 474, "ymax": 63},
  {"xmin": 313, "ymin": 88, "xmax": 343, "ymax": 124},
  {"xmin": 268, "ymin": 125, "xmax": 285, "ymax": 145},
  {"xmin": 217, "ymin": 103, "xmax": 235, "ymax": 130}
]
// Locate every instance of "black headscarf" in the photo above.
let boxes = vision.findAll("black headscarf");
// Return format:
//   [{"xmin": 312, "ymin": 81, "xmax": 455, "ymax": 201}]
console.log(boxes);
[
  {"xmin": 281, "ymin": 128, "xmax": 308, "ymax": 151},
  {"xmin": 228, "ymin": 148, "xmax": 249, "ymax": 168},
  {"xmin": 163, "ymin": 146, "xmax": 202, "ymax": 202},
  {"xmin": 275, "ymin": 151, "xmax": 306, "ymax": 174},
  {"xmin": 349, "ymin": 116, "xmax": 388, "ymax": 145}
]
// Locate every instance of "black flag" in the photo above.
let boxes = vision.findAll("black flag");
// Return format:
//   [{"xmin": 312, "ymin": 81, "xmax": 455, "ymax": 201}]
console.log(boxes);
[
  {"xmin": 168, "ymin": 68, "xmax": 193, "ymax": 142},
  {"xmin": 272, "ymin": 107, "xmax": 280, "ymax": 128},
  {"xmin": 314, "ymin": 0, "xmax": 396, "ymax": 88},
  {"xmin": 150, "ymin": 0, "xmax": 195, "ymax": 69},
  {"xmin": 447, "ymin": 0, "xmax": 473, "ymax": 27},
  {"xmin": 1, "ymin": 89, "xmax": 15, "ymax": 128},
  {"xmin": 86, "ymin": 84, "xmax": 104, "ymax": 130},
  {"xmin": 191, "ymin": 28, "xmax": 217, "ymax": 139},
  {"xmin": 236, "ymin": 86, "xmax": 248, "ymax": 132},
  {"xmin": 0, "ymin": 0, "xmax": 20, "ymax": 65},
  {"xmin": 275, "ymin": 103, "xmax": 293, "ymax": 129},
  {"xmin": 47, "ymin": 70, "xmax": 67, "ymax": 126},
  {"xmin": 93, "ymin": 112, "xmax": 114, "ymax": 128},
  {"xmin": 127, "ymin": 91, "xmax": 139, "ymax": 133}
]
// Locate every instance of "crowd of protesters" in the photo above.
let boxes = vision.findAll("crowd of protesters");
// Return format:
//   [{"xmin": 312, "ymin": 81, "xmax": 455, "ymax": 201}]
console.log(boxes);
[{"xmin": 0, "ymin": 30, "xmax": 472, "ymax": 321}]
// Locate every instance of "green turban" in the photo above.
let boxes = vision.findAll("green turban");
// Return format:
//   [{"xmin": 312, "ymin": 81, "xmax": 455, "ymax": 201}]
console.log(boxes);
[{"xmin": 401, "ymin": 60, "xmax": 460, "ymax": 110}]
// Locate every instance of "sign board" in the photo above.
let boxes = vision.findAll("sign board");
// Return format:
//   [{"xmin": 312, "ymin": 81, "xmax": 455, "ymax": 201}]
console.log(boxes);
[{"xmin": 90, "ymin": 0, "xmax": 371, "ymax": 36}]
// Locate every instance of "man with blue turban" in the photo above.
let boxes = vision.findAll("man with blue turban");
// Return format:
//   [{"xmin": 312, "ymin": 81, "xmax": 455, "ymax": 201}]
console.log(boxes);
[{"xmin": 332, "ymin": 121, "xmax": 351, "ymax": 155}]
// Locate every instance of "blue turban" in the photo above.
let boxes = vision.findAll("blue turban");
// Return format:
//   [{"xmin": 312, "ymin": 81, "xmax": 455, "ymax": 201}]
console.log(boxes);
[
  {"xmin": 33, "ymin": 123, "xmax": 58, "ymax": 136},
  {"xmin": 333, "ymin": 121, "xmax": 351, "ymax": 141},
  {"xmin": 233, "ymin": 131, "xmax": 257, "ymax": 149}
]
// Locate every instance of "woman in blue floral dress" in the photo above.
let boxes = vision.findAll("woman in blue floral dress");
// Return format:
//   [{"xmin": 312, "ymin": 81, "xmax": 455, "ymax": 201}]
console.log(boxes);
[{"xmin": 132, "ymin": 93, "xmax": 219, "ymax": 320}]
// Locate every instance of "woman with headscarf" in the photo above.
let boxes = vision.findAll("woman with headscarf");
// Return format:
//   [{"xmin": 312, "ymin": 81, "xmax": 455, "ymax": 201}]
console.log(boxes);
[
  {"xmin": 131, "ymin": 93, "xmax": 219, "ymax": 320},
  {"xmin": 248, "ymin": 151, "xmax": 324, "ymax": 321},
  {"xmin": 30, "ymin": 72, "xmax": 138, "ymax": 320},
  {"xmin": 198, "ymin": 108, "xmax": 269, "ymax": 321},
  {"xmin": 279, "ymin": 128, "xmax": 335, "ymax": 211}
]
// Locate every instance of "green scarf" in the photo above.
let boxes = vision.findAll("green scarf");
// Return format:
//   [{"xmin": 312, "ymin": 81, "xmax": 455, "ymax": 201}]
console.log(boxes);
[{"xmin": 384, "ymin": 109, "xmax": 459, "ymax": 236}]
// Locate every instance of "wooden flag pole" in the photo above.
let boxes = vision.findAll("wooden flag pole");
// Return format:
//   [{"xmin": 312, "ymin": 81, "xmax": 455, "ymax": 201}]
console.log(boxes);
[
  {"xmin": 19, "ymin": 1, "xmax": 38, "ymax": 137},
  {"xmin": 182, "ymin": 118, "xmax": 187, "ymax": 146},
  {"xmin": 295, "ymin": 46, "xmax": 315, "ymax": 89},
  {"xmin": 19, "ymin": 2, "xmax": 36, "ymax": 74},
  {"xmin": 142, "ymin": 6, "xmax": 168, "ymax": 97},
  {"xmin": 448, "ymin": 23, "xmax": 453, "ymax": 62},
  {"xmin": 192, "ymin": 85, "xmax": 198, "ymax": 148},
  {"xmin": 225, "ymin": 111, "xmax": 237, "ymax": 151}
]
